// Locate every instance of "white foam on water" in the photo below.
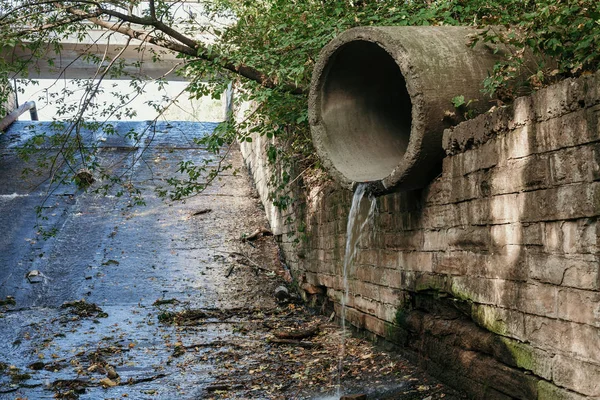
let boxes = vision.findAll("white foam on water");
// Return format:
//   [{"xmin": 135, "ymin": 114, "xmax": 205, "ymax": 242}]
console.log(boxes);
[{"xmin": 0, "ymin": 193, "xmax": 29, "ymax": 199}]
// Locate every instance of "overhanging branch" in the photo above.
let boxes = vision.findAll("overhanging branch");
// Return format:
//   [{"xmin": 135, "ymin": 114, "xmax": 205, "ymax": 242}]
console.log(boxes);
[{"xmin": 63, "ymin": 5, "xmax": 305, "ymax": 94}]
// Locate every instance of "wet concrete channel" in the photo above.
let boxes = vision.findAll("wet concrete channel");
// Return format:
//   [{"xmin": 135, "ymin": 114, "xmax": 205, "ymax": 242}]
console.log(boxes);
[{"xmin": 0, "ymin": 121, "xmax": 462, "ymax": 400}]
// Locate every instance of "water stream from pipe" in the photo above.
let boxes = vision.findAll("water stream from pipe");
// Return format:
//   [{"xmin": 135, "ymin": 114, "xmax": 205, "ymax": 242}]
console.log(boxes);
[{"xmin": 337, "ymin": 183, "xmax": 376, "ymax": 397}]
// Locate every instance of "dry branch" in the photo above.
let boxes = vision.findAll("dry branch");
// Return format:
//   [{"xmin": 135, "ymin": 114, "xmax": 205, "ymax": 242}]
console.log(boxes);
[{"xmin": 267, "ymin": 338, "xmax": 317, "ymax": 349}]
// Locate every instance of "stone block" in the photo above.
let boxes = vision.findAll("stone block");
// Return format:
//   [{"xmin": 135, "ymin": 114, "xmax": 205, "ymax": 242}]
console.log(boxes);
[
  {"xmin": 381, "ymin": 268, "xmax": 402, "ymax": 288},
  {"xmin": 354, "ymin": 265, "xmax": 375, "ymax": 283},
  {"xmin": 560, "ymin": 219, "xmax": 599, "ymax": 255},
  {"xmin": 328, "ymin": 288, "xmax": 343, "ymax": 304},
  {"xmin": 558, "ymin": 288, "xmax": 600, "ymax": 327},
  {"xmin": 423, "ymin": 229, "xmax": 448, "ymax": 251},
  {"xmin": 423, "ymin": 177, "xmax": 452, "ymax": 206},
  {"xmin": 447, "ymin": 226, "xmax": 490, "ymax": 251},
  {"xmin": 534, "ymin": 107, "xmax": 600, "ymax": 153},
  {"xmin": 592, "ymin": 143, "xmax": 600, "ymax": 181},
  {"xmin": 517, "ymin": 282, "xmax": 557, "ymax": 318},
  {"xmin": 583, "ymin": 71, "xmax": 600, "ymax": 108},
  {"xmin": 379, "ymin": 286, "xmax": 401, "ymax": 305},
  {"xmin": 375, "ymin": 212, "xmax": 394, "ymax": 232},
  {"xmin": 351, "ymin": 295, "xmax": 378, "ymax": 316},
  {"xmin": 537, "ymin": 380, "xmax": 588, "ymax": 400},
  {"xmin": 499, "ymin": 124, "xmax": 537, "ymax": 160},
  {"xmin": 497, "ymin": 155, "xmax": 551, "ymax": 194},
  {"xmin": 355, "ymin": 249, "xmax": 379, "ymax": 266},
  {"xmin": 393, "ymin": 211, "xmax": 422, "ymax": 231},
  {"xmin": 449, "ymin": 171, "xmax": 481, "ymax": 203},
  {"xmin": 363, "ymin": 313, "xmax": 386, "ymax": 337},
  {"xmin": 442, "ymin": 107, "xmax": 510, "ymax": 155},
  {"xmin": 528, "ymin": 252, "xmax": 599, "ymax": 290},
  {"xmin": 490, "ymin": 223, "xmax": 523, "ymax": 247},
  {"xmin": 553, "ymin": 355, "xmax": 600, "ymax": 396},
  {"xmin": 550, "ymin": 145, "xmax": 597, "ymax": 186},
  {"xmin": 351, "ymin": 280, "xmax": 380, "ymax": 302},
  {"xmin": 523, "ymin": 223, "xmax": 544, "ymax": 246},
  {"xmin": 525, "ymin": 316, "xmax": 600, "ymax": 362},
  {"xmin": 379, "ymin": 250, "xmax": 398, "ymax": 268},
  {"xmin": 479, "ymin": 250, "xmax": 528, "ymax": 281},
  {"xmin": 521, "ymin": 183, "xmax": 600, "ymax": 223},
  {"xmin": 434, "ymin": 251, "xmax": 483, "ymax": 277},
  {"xmin": 344, "ymin": 306, "xmax": 366, "ymax": 330},
  {"xmin": 383, "ymin": 231, "xmax": 424, "ymax": 250},
  {"xmin": 510, "ymin": 95, "xmax": 535, "ymax": 128},
  {"xmin": 379, "ymin": 303, "xmax": 398, "ymax": 323},
  {"xmin": 489, "ymin": 193, "xmax": 525, "ymax": 224},
  {"xmin": 451, "ymin": 278, "xmax": 556, "ymax": 317},
  {"xmin": 421, "ymin": 204, "xmax": 456, "ymax": 230},
  {"xmin": 398, "ymin": 251, "xmax": 434, "ymax": 273},
  {"xmin": 456, "ymin": 197, "xmax": 492, "ymax": 226},
  {"xmin": 543, "ymin": 221, "xmax": 564, "ymax": 253},
  {"xmin": 471, "ymin": 304, "xmax": 526, "ymax": 340},
  {"xmin": 413, "ymin": 273, "xmax": 451, "ymax": 293},
  {"xmin": 498, "ymin": 337, "xmax": 553, "ymax": 380},
  {"xmin": 446, "ymin": 140, "xmax": 500, "ymax": 176},
  {"xmin": 531, "ymin": 77, "xmax": 585, "ymax": 121},
  {"xmin": 318, "ymin": 274, "xmax": 340, "ymax": 291},
  {"xmin": 459, "ymin": 349, "xmax": 539, "ymax": 399}
]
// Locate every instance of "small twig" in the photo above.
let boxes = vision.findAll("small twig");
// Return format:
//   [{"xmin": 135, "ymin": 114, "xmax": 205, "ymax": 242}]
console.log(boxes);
[
  {"xmin": 206, "ymin": 383, "xmax": 244, "ymax": 392},
  {"xmin": 267, "ymin": 338, "xmax": 318, "ymax": 349},
  {"xmin": 127, "ymin": 373, "xmax": 167, "ymax": 385},
  {"xmin": 191, "ymin": 208, "xmax": 212, "ymax": 216},
  {"xmin": 225, "ymin": 264, "xmax": 235, "ymax": 278},
  {"xmin": 184, "ymin": 341, "xmax": 246, "ymax": 350},
  {"xmin": 229, "ymin": 252, "xmax": 271, "ymax": 273}
]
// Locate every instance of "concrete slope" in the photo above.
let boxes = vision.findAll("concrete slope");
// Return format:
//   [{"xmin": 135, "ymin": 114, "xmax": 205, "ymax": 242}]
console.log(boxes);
[{"xmin": 0, "ymin": 120, "xmax": 285, "ymax": 399}]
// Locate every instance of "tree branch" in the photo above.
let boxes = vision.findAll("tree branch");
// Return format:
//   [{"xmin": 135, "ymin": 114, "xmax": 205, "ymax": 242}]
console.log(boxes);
[{"xmin": 63, "ymin": 5, "xmax": 305, "ymax": 94}]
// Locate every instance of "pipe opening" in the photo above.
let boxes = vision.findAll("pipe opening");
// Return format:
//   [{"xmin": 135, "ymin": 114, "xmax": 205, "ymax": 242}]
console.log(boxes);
[{"xmin": 320, "ymin": 40, "xmax": 411, "ymax": 183}]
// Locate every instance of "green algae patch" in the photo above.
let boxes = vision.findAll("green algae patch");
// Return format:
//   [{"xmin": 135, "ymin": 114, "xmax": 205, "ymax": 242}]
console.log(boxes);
[{"xmin": 471, "ymin": 304, "xmax": 509, "ymax": 336}]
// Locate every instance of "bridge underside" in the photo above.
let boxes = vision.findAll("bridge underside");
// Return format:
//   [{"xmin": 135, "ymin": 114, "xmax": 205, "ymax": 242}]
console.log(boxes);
[{"xmin": 3, "ymin": 41, "xmax": 189, "ymax": 81}]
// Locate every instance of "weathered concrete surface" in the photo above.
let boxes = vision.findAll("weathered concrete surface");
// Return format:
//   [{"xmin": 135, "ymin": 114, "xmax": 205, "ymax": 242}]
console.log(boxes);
[
  {"xmin": 0, "ymin": 121, "xmax": 281, "ymax": 398},
  {"xmin": 0, "ymin": 121, "xmax": 461, "ymax": 399},
  {"xmin": 243, "ymin": 70, "xmax": 600, "ymax": 399},
  {"xmin": 309, "ymin": 26, "xmax": 533, "ymax": 193}
]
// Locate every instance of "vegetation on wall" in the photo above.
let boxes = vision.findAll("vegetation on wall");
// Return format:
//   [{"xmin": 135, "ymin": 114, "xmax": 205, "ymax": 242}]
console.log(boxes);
[{"xmin": 0, "ymin": 0, "xmax": 598, "ymax": 215}]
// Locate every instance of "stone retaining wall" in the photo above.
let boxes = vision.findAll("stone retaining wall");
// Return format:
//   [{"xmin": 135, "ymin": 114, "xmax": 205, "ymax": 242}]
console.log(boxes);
[{"xmin": 240, "ymin": 71, "xmax": 600, "ymax": 399}]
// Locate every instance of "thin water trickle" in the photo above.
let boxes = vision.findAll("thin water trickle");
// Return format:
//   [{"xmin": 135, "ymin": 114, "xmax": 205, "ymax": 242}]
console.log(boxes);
[{"xmin": 337, "ymin": 183, "xmax": 377, "ymax": 397}]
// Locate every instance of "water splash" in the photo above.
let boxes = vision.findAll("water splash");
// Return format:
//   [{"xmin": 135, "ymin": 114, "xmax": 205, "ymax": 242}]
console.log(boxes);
[{"xmin": 337, "ymin": 183, "xmax": 376, "ymax": 396}]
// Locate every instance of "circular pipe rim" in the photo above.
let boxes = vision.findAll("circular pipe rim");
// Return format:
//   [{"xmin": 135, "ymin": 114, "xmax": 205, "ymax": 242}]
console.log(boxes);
[{"xmin": 309, "ymin": 27, "xmax": 426, "ymax": 195}]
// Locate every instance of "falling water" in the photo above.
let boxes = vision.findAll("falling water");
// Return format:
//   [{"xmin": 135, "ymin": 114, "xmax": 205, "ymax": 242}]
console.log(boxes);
[{"xmin": 337, "ymin": 183, "xmax": 377, "ymax": 397}]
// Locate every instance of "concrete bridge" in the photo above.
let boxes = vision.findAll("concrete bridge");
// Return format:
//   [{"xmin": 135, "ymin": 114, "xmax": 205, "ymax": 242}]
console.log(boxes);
[{"xmin": 3, "ymin": 1, "xmax": 224, "ymax": 81}]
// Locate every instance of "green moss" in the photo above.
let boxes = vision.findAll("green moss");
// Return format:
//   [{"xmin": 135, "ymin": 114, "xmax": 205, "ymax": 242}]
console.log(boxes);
[
  {"xmin": 449, "ymin": 280, "xmax": 475, "ymax": 302},
  {"xmin": 471, "ymin": 305, "xmax": 508, "ymax": 336},
  {"xmin": 501, "ymin": 338, "xmax": 535, "ymax": 370},
  {"xmin": 384, "ymin": 321, "xmax": 409, "ymax": 346},
  {"xmin": 536, "ymin": 380, "xmax": 581, "ymax": 400},
  {"xmin": 394, "ymin": 308, "xmax": 409, "ymax": 328},
  {"xmin": 414, "ymin": 274, "xmax": 448, "ymax": 293}
]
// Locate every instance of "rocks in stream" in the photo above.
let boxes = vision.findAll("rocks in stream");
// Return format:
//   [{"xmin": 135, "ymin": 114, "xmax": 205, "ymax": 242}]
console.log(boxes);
[{"xmin": 274, "ymin": 285, "xmax": 290, "ymax": 302}]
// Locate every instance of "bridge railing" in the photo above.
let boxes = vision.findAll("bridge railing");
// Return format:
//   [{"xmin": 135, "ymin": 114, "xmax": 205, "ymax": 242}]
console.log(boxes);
[{"xmin": 0, "ymin": 101, "xmax": 38, "ymax": 132}]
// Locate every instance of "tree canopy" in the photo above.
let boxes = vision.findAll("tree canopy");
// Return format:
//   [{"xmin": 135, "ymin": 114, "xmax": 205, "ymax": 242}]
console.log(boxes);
[{"xmin": 0, "ymin": 0, "xmax": 598, "ymax": 209}]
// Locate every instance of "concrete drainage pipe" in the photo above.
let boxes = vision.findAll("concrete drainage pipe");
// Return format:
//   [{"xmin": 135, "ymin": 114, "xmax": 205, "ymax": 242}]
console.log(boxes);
[{"xmin": 309, "ymin": 26, "xmax": 511, "ymax": 194}]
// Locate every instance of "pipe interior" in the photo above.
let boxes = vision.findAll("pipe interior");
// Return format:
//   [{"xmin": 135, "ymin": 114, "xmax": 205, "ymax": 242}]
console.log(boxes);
[{"xmin": 320, "ymin": 40, "xmax": 412, "ymax": 183}]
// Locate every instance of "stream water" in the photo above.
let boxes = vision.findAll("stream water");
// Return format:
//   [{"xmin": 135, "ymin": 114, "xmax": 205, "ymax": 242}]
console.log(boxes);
[{"xmin": 337, "ymin": 183, "xmax": 377, "ymax": 397}]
